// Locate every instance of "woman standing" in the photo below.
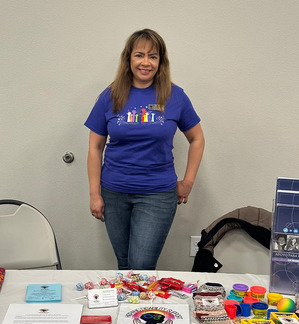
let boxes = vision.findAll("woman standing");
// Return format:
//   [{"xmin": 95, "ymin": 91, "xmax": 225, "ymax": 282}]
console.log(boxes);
[{"xmin": 85, "ymin": 28, "xmax": 205, "ymax": 270}]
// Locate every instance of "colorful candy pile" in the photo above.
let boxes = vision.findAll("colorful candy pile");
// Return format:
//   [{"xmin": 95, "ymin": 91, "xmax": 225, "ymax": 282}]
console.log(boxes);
[{"xmin": 75, "ymin": 270, "xmax": 187, "ymax": 304}]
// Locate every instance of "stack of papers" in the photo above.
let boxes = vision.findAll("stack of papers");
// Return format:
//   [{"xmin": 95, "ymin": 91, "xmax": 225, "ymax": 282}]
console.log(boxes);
[{"xmin": 3, "ymin": 303, "xmax": 83, "ymax": 324}]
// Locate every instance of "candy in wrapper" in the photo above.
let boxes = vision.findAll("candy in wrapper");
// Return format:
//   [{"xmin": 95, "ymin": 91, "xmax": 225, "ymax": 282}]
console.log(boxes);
[
  {"xmin": 149, "ymin": 275, "xmax": 156, "ymax": 283},
  {"xmin": 99, "ymin": 278, "xmax": 108, "ymax": 286},
  {"xmin": 127, "ymin": 269, "xmax": 134, "ymax": 278},
  {"xmin": 148, "ymin": 281, "xmax": 160, "ymax": 291},
  {"xmin": 130, "ymin": 274, "xmax": 140, "ymax": 282},
  {"xmin": 117, "ymin": 293, "xmax": 127, "ymax": 301},
  {"xmin": 158, "ymin": 277, "xmax": 184, "ymax": 290},
  {"xmin": 76, "ymin": 282, "xmax": 84, "ymax": 291},
  {"xmin": 0, "ymin": 267, "xmax": 5, "ymax": 292},
  {"xmin": 115, "ymin": 272, "xmax": 123, "ymax": 283},
  {"xmin": 85, "ymin": 281, "xmax": 94, "ymax": 290},
  {"xmin": 139, "ymin": 273, "xmax": 149, "ymax": 281},
  {"xmin": 155, "ymin": 290, "xmax": 171, "ymax": 299},
  {"xmin": 80, "ymin": 315, "xmax": 112, "ymax": 323},
  {"xmin": 170, "ymin": 290, "xmax": 189, "ymax": 299},
  {"xmin": 140, "ymin": 292, "xmax": 148, "ymax": 300},
  {"xmin": 128, "ymin": 296, "xmax": 140, "ymax": 304},
  {"xmin": 148, "ymin": 291, "xmax": 156, "ymax": 300}
]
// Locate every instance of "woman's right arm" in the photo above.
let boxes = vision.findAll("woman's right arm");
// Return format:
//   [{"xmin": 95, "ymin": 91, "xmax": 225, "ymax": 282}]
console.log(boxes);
[{"xmin": 87, "ymin": 131, "xmax": 107, "ymax": 222}]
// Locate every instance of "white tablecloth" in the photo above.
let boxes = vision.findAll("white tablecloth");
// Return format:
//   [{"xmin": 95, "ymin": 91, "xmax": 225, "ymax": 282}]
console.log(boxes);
[{"xmin": 0, "ymin": 270, "xmax": 270, "ymax": 323}]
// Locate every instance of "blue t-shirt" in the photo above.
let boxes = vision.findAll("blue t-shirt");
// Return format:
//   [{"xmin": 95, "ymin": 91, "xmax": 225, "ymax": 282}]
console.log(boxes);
[{"xmin": 84, "ymin": 84, "xmax": 200, "ymax": 193}]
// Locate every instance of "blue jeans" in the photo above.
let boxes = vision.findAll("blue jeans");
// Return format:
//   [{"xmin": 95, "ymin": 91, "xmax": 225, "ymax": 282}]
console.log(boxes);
[{"xmin": 101, "ymin": 186, "xmax": 177, "ymax": 270}]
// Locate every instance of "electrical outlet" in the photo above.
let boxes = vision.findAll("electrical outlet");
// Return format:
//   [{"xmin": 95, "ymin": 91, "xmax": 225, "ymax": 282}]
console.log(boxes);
[{"xmin": 190, "ymin": 235, "xmax": 201, "ymax": 257}]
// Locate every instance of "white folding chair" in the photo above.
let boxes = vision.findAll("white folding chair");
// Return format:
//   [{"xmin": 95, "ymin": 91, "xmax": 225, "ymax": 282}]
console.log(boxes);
[{"xmin": 0, "ymin": 199, "xmax": 62, "ymax": 269}]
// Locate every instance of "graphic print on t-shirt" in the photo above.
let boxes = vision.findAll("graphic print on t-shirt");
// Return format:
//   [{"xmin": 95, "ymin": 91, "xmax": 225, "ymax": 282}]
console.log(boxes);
[{"xmin": 117, "ymin": 105, "xmax": 165, "ymax": 126}]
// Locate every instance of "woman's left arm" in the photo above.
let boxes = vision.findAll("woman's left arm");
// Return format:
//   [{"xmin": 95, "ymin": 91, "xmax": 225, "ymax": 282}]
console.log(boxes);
[{"xmin": 177, "ymin": 123, "xmax": 205, "ymax": 204}]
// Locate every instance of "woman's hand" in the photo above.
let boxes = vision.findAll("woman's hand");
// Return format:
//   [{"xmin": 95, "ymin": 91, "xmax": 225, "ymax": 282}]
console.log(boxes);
[
  {"xmin": 177, "ymin": 123, "xmax": 205, "ymax": 205},
  {"xmin": 177, "ymin": 180, "xmax": 193, "ymax": 204},
  {"xmin": 87, "ymin": 131, "xmax": 107, "ymax": 222},
  {"xmin": 90, "ymin": 194, "xmax": 105, "ymax": 222}
]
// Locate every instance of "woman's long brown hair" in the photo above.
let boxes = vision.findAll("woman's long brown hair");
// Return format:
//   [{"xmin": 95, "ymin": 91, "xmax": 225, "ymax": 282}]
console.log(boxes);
[{"xmin": 110, "ymin": 29, "xmax": 172, "ymax": 113}]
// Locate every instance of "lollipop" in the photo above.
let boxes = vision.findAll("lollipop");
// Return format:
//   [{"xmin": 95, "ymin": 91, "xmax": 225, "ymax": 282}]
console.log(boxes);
[
  {"xmin": 127, "ymin": 270, "xmax": 134, "ymax": 278},
  {"xmin": 128, "ymin": 296, "xmax": 140, "ymax": 304},
  {"xmin": 76, "ymin": 282, "xmax": 84, "ymax": 291},
  {"xmin": 99, "ymin": 278, "xmax": 108, "ymax": 286},
  {"xmin": 148, "ymin": 290, "xmax": 156, "ymax": 307},
  {"xmin": 149, "ymin": 276, "xmax": 156, "ymax": 283},
  {"xmin": 84, "ymin": 282, "xmax": 94, "ymax": 290},
  {"xmin": 117, "ymin": 293, "xmax": 127, "ymax": 301},
  {"xmin": 140, "ymin": 292, "xmax": 148, "ymax": 300},
  {"xmin": 139, "ymin": 273, "xmax": 149, "ymax": 281},
  {"xmin": 109, "ymin": 279, "xmax": 115, "ymax": 288}
]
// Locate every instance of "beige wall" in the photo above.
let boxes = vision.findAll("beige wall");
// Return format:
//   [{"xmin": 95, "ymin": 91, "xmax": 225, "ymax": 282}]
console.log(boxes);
[{"xmin": 1, "ymin": 0, "xmax": 299, "ymax": 273}]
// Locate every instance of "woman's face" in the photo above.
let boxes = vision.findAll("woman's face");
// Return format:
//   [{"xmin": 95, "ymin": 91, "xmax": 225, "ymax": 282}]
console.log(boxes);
[
  {"xmin": 130, "ymin": 39, "xmax": 159, "ymax": 88},
  {"xmin": 278, "ymin": 237, "xmax": 286, "ymax": 245}
]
